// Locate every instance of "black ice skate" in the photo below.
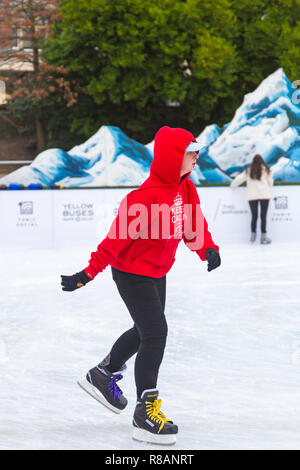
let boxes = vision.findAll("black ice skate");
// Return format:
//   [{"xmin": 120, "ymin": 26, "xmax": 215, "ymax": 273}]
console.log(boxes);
[
  {"xmin": 132, "ymin": 389, "xmax": 178, "ymax": 445},
  {"xmin": 77, "ymin": 361, "xmax": 128, "ymax": 414}
]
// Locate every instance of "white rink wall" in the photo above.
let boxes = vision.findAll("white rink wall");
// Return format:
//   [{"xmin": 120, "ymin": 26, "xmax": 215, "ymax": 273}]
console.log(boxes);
[{"xmin": 0, "ymin": 185, "xmax": 298, "ymax": 248}]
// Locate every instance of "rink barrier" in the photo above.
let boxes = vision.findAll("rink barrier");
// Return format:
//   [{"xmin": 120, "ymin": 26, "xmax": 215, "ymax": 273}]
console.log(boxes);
[
  {"xmin": 0, "ymin": 185, "xmax": 299, "ymax": 247},
  {"xmin": 0, "ymin": 182, "xmax": 299, "ymax": 190}
]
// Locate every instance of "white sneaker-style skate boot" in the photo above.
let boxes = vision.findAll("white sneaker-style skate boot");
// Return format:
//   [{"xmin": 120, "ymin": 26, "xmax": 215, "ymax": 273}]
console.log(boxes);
[
  {"xmin": 250, "ymin": 232, "xmax": 256, "ymax": 243},
  {"xmin": 132, "ymin": 389, "xmax": 178, "ymax": 445},
  {"xmin": 260, "ymin": 233, "xmax": 272, "ymax": 244}
]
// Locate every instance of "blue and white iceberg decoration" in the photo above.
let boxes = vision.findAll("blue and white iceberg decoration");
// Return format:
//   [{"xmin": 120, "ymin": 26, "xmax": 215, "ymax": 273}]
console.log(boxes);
[
  {"xmin": 198, "ymin": 67, "xmax": 300, "ymax": 183},
  {"xmin": 1, "ymin": 67, "xmax": 300, "ymax": 187},
  {"xmin": 0, "ymin": 126, "xmax": 153, "ymax": 187}
]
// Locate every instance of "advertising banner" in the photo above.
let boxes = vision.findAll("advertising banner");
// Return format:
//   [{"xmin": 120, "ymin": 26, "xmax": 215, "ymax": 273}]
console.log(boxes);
[
  {"xmin": 0, "ymin": 190, "xmax": 53, "ymax": 247},
  {"xmin": 53, "ymin": 189, "xmax": 101, "ymax": 246},
  {"xmin": 198, "ymin": 186, "xmax": 300, "ymax": 243},
  {"xmin": 268, "ymin": 185, "xmax": 299, "ymax": 242},
  {"xmin": 198, "ymin": 186, "xmax": 250, "ymax": 244},
  {"xmin": 52, "ymin": 188, "xmax": 132, "ymax": 246},
  {"xmin": 0, "ymin": 185, "xmax": 299, "ymax": 248},
  {"xmin": 94, "ymin": 188, "xmax": 132, "ymax": 240}
]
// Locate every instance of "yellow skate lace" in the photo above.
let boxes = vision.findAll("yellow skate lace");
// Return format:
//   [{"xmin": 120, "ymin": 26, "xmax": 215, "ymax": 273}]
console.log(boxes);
[{"xmin": 146, "ymin": 399, "xmax": 170, "ymax": 433}]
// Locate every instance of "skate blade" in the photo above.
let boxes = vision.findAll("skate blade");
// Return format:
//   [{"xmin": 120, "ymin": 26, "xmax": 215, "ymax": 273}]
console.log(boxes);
[
  {"xmin": 132, "ymin": 427, "xmax": 177, "ymax": 446},
  {"xmin": 77, "ymin": 378, "xmax": 122, "ymax": 414}
]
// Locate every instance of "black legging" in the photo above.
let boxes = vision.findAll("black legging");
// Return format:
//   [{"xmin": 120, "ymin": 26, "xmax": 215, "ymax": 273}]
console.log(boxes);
[
  {"xmin": 249, "ymin": 199, "xmax": 269, "ymax": 233},
  {"xmin": 106, "ymin": 267, "xmax": 167, "ymax": 399}
]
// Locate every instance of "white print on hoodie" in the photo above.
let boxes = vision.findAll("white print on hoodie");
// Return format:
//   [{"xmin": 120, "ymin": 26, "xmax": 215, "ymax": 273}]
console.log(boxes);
[{"xmin": 170, "ymin": 193, "xmax": 187, "ymax": 239}]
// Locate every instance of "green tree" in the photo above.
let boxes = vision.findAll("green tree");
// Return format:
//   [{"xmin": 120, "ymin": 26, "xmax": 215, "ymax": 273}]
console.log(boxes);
[
  {"xmin": 263, "ymin": 0, "xmax": 300, "ymax": 81},
  {"xmin": 231, "ymin": 0, "xmax": 300, "ymax": 89},
  {"xmin": 43, "ymin": 0, "xmax": 238, "ymax": 141}
]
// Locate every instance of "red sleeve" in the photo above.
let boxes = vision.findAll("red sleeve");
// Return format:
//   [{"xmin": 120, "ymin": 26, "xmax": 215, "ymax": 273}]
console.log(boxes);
[
  {"xmin": 183, "ymin": 182, "xmax": 219, "ymax": 261},
  {"xmin": 84, "ymin": 189, "xmax": 154, "ymax": 279}
]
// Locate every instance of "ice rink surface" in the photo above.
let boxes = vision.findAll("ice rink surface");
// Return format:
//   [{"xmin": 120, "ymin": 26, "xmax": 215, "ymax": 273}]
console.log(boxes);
[{"xmin": 0, "ymin": 240, "xmax": 300, "ymax": 450}]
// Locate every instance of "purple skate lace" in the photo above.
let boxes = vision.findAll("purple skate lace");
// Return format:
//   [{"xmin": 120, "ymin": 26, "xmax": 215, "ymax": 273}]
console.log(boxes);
[{"xmin": 108, "ymin": 374, "xmax": 123, "ymax": 400}]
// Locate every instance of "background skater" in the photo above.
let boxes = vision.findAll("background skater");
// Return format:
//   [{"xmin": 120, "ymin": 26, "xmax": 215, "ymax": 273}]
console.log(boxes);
[{"xmin": 230, "ymin": 154, "xmax": 273, "ymax": 244}]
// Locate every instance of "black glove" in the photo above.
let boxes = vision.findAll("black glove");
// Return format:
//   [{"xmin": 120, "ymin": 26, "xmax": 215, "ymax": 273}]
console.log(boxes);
[
  {"xmin": 205, "ymin": 248, "xmax": 221, "ymax": 272},
  {"xmin": 61, "ymin": 270, "xmax": 92, "ymax": 292}
]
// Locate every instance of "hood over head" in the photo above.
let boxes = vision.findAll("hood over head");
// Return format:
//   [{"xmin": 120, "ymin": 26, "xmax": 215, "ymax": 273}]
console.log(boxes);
[{"xmin": 150, "ymin": 126, "xmax": 197, "ymax": 185}]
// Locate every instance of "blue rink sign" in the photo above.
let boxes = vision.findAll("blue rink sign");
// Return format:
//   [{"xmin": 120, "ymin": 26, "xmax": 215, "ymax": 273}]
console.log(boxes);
[{"xmin": 0, "ymin": 185, "xmax": 299, "ymax": 247}]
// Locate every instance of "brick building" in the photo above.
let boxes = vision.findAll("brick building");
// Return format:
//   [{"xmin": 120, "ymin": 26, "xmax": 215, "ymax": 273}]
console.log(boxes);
[
  {"xmin": 0, "ymin": 0, "xmax": 49, "ymax": 52},
  {"xmin": 0, "ymin": 0, "xmax": 55, "ymax": 104}
]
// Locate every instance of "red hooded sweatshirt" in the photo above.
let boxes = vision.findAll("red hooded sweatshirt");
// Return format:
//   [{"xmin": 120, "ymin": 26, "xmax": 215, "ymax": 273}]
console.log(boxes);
[{"xmin": 85, "ymin": 126, "xmax": 219, "ymax": 279}]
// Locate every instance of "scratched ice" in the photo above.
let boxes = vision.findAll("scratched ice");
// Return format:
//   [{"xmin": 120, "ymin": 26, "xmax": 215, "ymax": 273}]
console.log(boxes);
[{"xmin": 0, "ymin": 241, "xmax": 300, "ymax": 449}]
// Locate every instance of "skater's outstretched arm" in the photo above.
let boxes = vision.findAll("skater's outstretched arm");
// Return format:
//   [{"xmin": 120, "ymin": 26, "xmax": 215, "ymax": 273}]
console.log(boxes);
[
  {"xmin": 61, "ymin": 189, "xmax": 155, "ymax": 291},
  {"xmin": 230, "ymin": 170, "xmax": 247, "ymax": 188}
]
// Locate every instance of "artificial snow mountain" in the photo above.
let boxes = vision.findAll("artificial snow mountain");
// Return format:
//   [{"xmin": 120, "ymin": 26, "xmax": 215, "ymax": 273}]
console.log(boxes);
[
  {"xmin": 1, "ymin": 68, "xmax": 300, "ymax": 187},
  {"xmin": 200, "ymin": 68, "xmax": 300, "ymax": 182},
  {"xmin": 0, "ymin": 127, "xmax": 153, "ymax": 187}
]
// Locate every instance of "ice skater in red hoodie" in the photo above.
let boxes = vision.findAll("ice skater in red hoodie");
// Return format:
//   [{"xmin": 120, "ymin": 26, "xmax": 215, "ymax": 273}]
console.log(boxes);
[{"xmin": 61, "ymin": 126, "xmax": 221, "ymax": 445}]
